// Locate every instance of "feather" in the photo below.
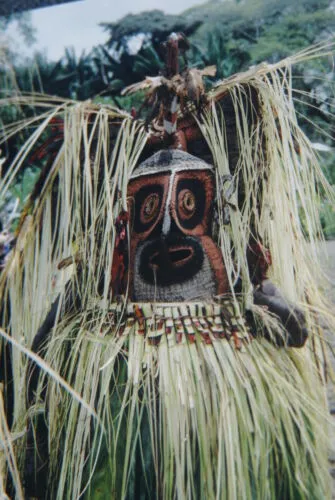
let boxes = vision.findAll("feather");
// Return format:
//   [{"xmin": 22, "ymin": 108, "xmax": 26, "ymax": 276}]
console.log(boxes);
[
  {"xmin": 200, "ymin": 65, "xmax": 217, "ymax": 77},
  {"xmin": 121, "ymin": 76, "xmax": 166, "ymax": 96}
]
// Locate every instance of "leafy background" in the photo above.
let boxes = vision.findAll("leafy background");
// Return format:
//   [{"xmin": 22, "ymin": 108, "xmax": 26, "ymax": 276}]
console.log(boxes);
[{"xmin": 0, "ymin": 0, "xmax": 334, "ymax": 236}]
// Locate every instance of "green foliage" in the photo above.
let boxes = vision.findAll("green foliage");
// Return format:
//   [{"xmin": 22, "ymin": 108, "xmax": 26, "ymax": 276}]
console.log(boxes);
[
  {"xmin": 0, "ymin": 166, "xmax": 40, "ymax": 230},
  {"xmin": 190, "ymin": 31, "xmax": 251, "ymax": 79},
  {"xmin": 93, "ymin": 91, "xmax": 146, "ymax": 114},
  {"xmin": 322, "ymin": 153, "xmax": 335, "ymax": 186},
  {"xmin": 9, "ymin": 166, "xmax": 39, "ymax": 206},
  {"xmin": 186, "ymin": 0, "xmax": 335, "ymax": 66},
  {"xmin": 93, "ymin": 11, "xmax": 203, "ymax": 93},
  {"xmin": 93, "ymin": 42, "xmax": 164, "ymax": 91},
  {"xmin": 10, "ymin": 49, "xmax": 106, "ymax": 99},
  {"xmin": 320, "ymin": 201, "xmax": 335, "ymax": 239},
  {"xmin": 101, "ymin": 10, "xmax": 201, "ymax": 51},
  {"xmin": 2, "ymin": 0, "xmax": 334, "ymax": 237},
  {"xmin": 0, "ymin": 11, "xmax": 36, "ymax": 46},
  {"xmin": 249, "ymin": 10, "xmax": 335, "ymax": 62},
  {"xmin": 319, "ymin": 153, "xmax": 335, "ymax": 238},
  {"xmin": 132, "ymin": 44, "xmax": 164, "ymax": 76}
]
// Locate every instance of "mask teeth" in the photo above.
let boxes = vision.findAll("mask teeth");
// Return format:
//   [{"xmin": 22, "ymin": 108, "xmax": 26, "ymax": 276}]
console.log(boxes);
[{"xmin": 111, "ymin": 300, "xmax": 252, "ymax": 349}]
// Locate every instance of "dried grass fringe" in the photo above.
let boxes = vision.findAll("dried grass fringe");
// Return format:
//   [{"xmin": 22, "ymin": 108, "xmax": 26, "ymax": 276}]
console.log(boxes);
[{"xmin": 0, "ymin": 42, "xmax": 334, "ymax": 498}]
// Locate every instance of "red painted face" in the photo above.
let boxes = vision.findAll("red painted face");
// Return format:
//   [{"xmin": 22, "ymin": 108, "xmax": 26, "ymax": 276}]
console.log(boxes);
[
  {"xmin": 128, "ymin": 170, "xmax": 214, "ymax": 241},
  {"xmin": 127, "ymin": 151, "xmax": 229, "ymax": 302}
]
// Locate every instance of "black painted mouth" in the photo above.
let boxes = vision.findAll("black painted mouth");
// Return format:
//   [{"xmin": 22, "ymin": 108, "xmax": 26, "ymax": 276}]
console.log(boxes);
[
  {"xmin": 149, "ymin": 246, "xmax": 194, "ymax": 268},
  {"xmin": 139, "ymin": 235, "xmax": 204, "ymax": 286}
]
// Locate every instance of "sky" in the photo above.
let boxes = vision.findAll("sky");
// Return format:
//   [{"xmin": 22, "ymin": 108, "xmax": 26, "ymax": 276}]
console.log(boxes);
[{"xmin": 5, "ymin": 0, "xmax": 206, "ymax": 61}]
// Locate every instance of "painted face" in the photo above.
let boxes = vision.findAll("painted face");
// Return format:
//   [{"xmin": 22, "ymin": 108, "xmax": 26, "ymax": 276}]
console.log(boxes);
[{"xmin": 127, "ymin": 150, "xmax": 229, "ymax": 301}]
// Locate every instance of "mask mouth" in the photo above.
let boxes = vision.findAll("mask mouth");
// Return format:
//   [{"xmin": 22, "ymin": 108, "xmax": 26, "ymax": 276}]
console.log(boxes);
[
  {"xmin": 149, "ymin": 246, "xmax": 194, "ymax": 269},
  {"xmin": 138, "ymin": 235, "xmax": 204, "ymax": 286}
]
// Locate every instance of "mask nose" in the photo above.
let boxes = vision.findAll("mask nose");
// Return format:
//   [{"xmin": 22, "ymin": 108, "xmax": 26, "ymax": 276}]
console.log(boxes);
[
  {"xmin": 162, "ymin": 205, "xmax": 172, "ymax": 236},
  {"xmin": 161, "ymin": 170, "xmax": 176, "ymax": 237},
  {"xmin": 138, "ymin": 234, "xmax": 204, "ymax": 287},
  {"xmin": 162, "ymin": 215, "xmax": 181, "ymax": 239}
]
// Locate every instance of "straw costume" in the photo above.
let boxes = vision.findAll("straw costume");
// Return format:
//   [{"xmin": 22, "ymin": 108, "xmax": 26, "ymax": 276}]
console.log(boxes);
[{"xmin": 0, "ymin": 34, "xmax": 334, "ymax": 499}]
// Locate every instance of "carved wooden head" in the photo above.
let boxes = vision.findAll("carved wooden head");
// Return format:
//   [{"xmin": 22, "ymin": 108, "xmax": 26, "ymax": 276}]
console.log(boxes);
[{"xmin": 127, "ymin": 150, "xmax": 229, "ymax": 301}]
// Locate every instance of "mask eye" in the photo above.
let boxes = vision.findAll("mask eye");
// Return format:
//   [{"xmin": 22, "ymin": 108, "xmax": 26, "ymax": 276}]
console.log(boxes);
[
  {"xmin": 179, "ymin": 189, "xmax": 196, "ymax": 220},
  {"xmin": 140, "ymin": 193, "xmax": 160, "ymax": 224}
]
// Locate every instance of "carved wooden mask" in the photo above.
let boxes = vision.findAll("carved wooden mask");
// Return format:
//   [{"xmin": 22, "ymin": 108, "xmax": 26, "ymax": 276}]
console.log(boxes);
[{"xmin": 127, "ymin": 150, "xmax": 229, "ymax": 301}]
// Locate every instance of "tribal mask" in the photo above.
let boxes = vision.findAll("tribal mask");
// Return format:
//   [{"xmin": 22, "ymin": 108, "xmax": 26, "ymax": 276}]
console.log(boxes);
[{"xmin": 127, "ymin": 150, "xmax": 229, "ymax": 301}]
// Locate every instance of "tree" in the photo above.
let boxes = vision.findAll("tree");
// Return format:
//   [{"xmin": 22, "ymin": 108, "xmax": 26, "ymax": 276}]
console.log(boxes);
[
  {"xmin": 0, "ymin": 11, "xmax": 36, "ymax": 46},
  {"xmin": 101, "ymin": 10, "xmax": 202, "ymax": 54}
]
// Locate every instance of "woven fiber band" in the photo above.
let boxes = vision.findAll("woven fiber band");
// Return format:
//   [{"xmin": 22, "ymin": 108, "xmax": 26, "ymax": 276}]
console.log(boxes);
[{"xmin": 102, "ymin": 298, "xmax": 252, "ymax": 349}]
